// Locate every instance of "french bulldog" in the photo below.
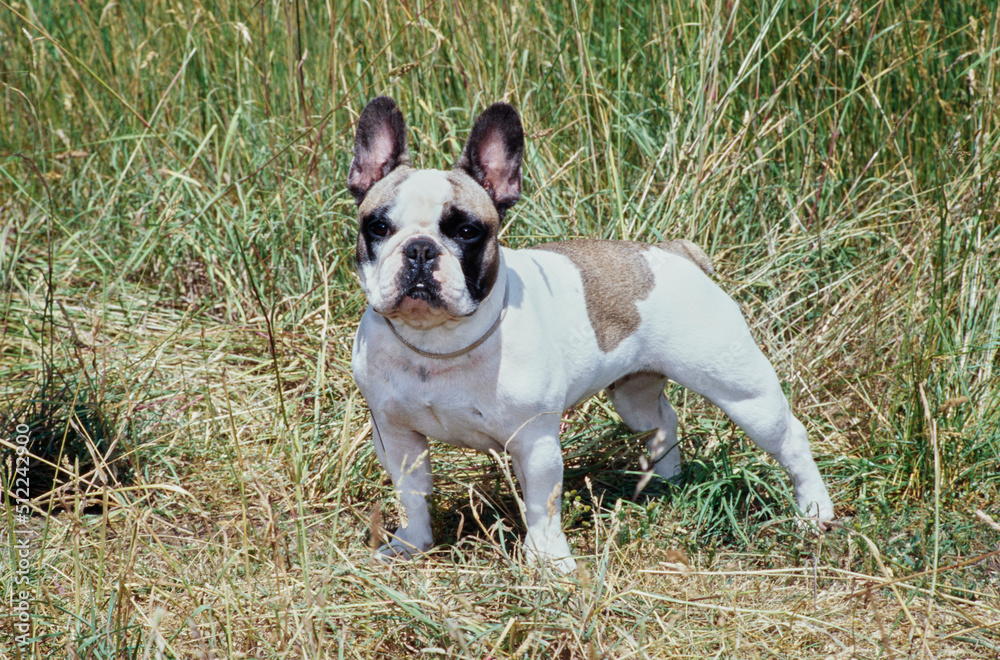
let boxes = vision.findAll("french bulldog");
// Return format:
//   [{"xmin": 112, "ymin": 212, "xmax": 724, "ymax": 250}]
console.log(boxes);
[{"xmin": 348, "ymin": 96, "xmax": 834, "ymax": 572}]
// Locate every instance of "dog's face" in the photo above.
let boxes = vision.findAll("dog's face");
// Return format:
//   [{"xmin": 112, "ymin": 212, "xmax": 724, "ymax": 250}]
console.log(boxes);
[{"xmin": 347, "ymin": 97, "xmax": 524, "ymax": 328}]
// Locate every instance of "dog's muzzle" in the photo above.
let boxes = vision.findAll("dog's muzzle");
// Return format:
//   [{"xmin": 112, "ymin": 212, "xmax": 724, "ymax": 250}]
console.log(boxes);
[{"xmin": 399, "ymin": 237, "xmax": 442, "ymax": 303}]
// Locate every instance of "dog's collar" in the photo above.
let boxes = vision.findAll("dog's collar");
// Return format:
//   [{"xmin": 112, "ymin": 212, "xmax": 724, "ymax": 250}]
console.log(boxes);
[{"xmin": 384, "ymin": 280, "xmax": 509, "ymax": 359}]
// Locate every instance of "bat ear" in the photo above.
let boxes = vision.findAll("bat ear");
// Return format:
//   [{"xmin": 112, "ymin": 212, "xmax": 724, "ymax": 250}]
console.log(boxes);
[
  {"xmin": 347, "ymin": 96, "xmax": 410, "ymax": 204},
  {"xmin": 455, "ymin": 103, "xmax": 524, "ymax": 217}
]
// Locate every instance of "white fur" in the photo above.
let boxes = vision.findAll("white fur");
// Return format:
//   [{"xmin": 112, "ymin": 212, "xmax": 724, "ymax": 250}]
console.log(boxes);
[{"xmin": 353, "ymin": 232, "xmax": 835, "ymax": 573}]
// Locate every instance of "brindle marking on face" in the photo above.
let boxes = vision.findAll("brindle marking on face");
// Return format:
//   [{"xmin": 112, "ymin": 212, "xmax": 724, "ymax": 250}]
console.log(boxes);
[
  {"xmin": 357, "ymin": 167, "xmax": 414, "ymax": 217},
  {"xmin": 355, "ymin": 167, "xmax": 414, "ymax": 268},
  {"xmin": 446, "ymin": 169, "xmax": 501, "ymax": 226},
  {"xmin": 534, "ymin": 240, "xmax": 657, "ymax": 352},
  {"xmin": 444, "ymin": 170, "xmax": 501, "ymax": 301}
]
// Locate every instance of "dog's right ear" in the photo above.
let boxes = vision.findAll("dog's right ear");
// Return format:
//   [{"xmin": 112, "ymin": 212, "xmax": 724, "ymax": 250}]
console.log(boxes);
[{"xmin": 347, "ymin": 96, "xmax": 410, "ymax": 205}]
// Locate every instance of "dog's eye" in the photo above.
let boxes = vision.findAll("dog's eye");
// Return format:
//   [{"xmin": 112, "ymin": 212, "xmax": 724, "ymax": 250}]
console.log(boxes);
[
  {"xmin": 368, "ymin": 220, "xmax": 392, "ymax": 237},
  {"xmin": 455, "ymin": 224, "xmax": 483, "ymax": 241}
]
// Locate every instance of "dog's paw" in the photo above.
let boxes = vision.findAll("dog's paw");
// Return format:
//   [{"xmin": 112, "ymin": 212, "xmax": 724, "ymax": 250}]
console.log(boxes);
[
  {"xmin": 522, "ymin": 533, "xmax": 576, "ymax": 574},
  {"xmin": 795, "ymin": 500, "xmax": 836, "ymax": 533},
  {"xmin": 522, "ymin": 548, "xmax": 577, "ymax": 575},
  {"xmin": 796, "ymin": 515, "xmax": 837, "ymax": 533},
  {"xmin": 795, "ymin": 487, "xmax": 835, "ymax": 532},
  {"xmin": 376, "ymin": 538, "xmax": 428, "ymax": 563},
  {"xmin": 548, "ymin": 555, "xmax": 579, "ymax": 574}
]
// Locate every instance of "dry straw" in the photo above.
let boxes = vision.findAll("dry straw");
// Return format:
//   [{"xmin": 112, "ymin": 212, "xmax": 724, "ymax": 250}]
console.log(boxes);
[{"xmin": 2, "ymin": 0, "xmax": 998, "ymax": 657}]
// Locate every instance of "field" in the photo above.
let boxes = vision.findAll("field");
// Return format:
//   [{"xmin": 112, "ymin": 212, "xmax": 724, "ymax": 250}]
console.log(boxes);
[{"xmin": 2, "ymin": 0, "xmax": 999, "ymax": 657}]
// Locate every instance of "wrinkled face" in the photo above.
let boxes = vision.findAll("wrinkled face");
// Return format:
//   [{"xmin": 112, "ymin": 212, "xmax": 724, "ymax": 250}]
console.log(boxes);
[
  {"xmin": 347, "ymin": 96, "xmax": 524, "ymax": 329},
  {"xmin": 355, "ymin": 168, "xmax": 501, "ymax": 327}
]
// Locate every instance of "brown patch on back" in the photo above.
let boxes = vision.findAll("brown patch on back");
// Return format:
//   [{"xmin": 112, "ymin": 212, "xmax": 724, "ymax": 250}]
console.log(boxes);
[
  {"xmin": 658, "ymin": 239, "xmax": 714, "ymax": 275},
  {"xmin": 533, "ymin": 240, "xmax": 656, "ymax": 352}
]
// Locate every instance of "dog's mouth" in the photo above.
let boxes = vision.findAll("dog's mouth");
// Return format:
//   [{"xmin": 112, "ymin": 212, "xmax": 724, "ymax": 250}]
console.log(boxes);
[
  {"xmin": 403, "ymin": 281, "xmax": 438, "ymax": 303},
  {"xmin": 383, "ymin": 273, "xmax": 446, "ymax": 320},
  {"xmin": 395, "ymin": 259, "xmax": 444, "ymax": 304},
  {"xmin": 373, "ymin": 256, "xmax": 477, "ymax": 327}
]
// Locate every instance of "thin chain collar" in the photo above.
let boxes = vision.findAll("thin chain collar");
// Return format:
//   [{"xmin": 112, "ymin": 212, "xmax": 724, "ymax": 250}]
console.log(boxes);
[{"xmin": 384, "ymin": 280, "xmax": 509, "ymax": 359}]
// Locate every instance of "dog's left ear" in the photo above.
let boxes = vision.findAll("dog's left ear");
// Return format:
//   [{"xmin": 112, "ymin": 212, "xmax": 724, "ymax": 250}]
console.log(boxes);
[
  {"xmin": 348, "ymin": 96, "xmax": 410, "ymax": 204},
  {"xmin": 455, "ymin": 103, "xmax": 524, "ymax": 216}
]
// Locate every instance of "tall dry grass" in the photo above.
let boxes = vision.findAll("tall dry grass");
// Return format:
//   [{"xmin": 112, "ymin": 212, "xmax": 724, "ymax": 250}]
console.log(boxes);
[{"xmin": 1, "ymin": 0, "xmax": 998, "ymax": 657}]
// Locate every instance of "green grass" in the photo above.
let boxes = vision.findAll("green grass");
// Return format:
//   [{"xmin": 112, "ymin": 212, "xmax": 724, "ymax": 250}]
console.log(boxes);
[{"xmin": 1, "ymin": 0, "xmax": 999, "ymax": 657}]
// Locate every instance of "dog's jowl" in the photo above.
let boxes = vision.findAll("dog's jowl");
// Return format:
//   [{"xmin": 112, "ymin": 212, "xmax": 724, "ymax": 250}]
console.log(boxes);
[{"xmin": 348, "ymin": 96, "xmax": 834, "ymax": 572}]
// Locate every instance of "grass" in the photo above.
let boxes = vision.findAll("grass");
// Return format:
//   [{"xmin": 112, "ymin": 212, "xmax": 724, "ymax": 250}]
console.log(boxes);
[{"xmin": 1, "ymin": 0, "xmax": 999, "ymax": 657}]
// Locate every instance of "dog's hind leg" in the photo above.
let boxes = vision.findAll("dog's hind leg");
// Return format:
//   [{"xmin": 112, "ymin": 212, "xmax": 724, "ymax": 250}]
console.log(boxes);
[
  {"xmin": 712, "ymin": 383, "xmax": 833, "ymax": 526},
  {"xmin": 669, "ymin": 345, "xmax": 834, "ymax": 527},
  {"xmin": 607, "ymin": 372, "xmax": 681, "ymax": 481}
]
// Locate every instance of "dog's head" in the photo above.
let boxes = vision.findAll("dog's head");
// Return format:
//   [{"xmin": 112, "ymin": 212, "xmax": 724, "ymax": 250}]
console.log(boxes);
[{"xmin": 347, "ymin": 97, "xmax": 523, "ymax": 328}]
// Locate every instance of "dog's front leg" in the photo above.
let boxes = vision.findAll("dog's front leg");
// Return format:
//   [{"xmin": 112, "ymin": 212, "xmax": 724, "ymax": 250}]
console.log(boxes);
[
  {"xmin": 372, "ymin": 418, "xmax": 434, "ymax": 559},
  {"xmin": 507, "ymin": 423, "xmax": 576, "ymax": 573}
]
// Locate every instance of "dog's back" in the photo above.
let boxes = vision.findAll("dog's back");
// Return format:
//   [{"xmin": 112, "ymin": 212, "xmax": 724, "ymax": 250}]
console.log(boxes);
[{"xmin": 658, "ymin": 239, "xmax": 714, "ymax": 276}]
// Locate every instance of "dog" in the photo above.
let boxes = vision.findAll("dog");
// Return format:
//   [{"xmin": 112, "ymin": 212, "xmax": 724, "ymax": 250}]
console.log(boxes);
[{"xmin": 348, "ymin": 96, "xmax": 834, "ymax": 572}]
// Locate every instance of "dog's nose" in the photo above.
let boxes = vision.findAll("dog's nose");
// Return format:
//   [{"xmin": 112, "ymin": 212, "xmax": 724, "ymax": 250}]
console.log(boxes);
[{"xmin": 404, "ymin": 238, "xmax": 440, "ymax": 265}]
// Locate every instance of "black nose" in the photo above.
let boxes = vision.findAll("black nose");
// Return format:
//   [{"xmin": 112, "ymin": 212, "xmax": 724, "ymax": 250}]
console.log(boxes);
[{"xmin": 403, "ymin": 238, "xmax": 440, "ymax": 265}]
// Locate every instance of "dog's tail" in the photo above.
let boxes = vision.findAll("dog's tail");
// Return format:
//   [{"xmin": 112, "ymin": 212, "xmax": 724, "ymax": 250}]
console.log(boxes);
[{"xmin": 658, "ymin": 239, "xmax": 715, "ymax": 276}]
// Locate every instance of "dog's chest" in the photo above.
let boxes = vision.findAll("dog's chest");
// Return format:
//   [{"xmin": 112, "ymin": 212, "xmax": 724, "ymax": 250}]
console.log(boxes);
[{"xmin": 371, "ymin": 357, "xmax": 508, "ymax": 451}]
